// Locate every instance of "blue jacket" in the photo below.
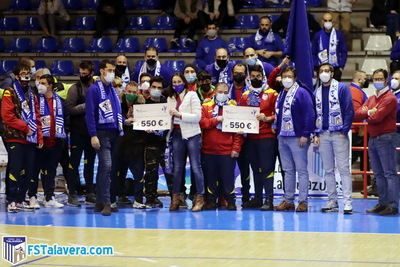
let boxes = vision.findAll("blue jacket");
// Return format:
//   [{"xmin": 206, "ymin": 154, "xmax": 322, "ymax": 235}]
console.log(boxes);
[
  {"xmin": 248, "ymin": 31, "xmax": 284, "ymax": 66},
  {"xmin": 276, "ymin": 86, "xmax": 316, "ymax": 137},
  {"xmin": 312, "ymin": 28, "xmax": 348, "ymax": 68},
  {"xmin": 132, "ymin": 63, "xmax": 172, "ymax": 86},
  {"xmin": 196, "ymin": 37, "xmax": 228, "ymax": 70},
  {"xmin": 205, "ymin": 61, "xmax": 235, "ymax": 85},
  {"xmin": 391, "ymin": 39, "xmax": 400, "ymax": 61},
  {"xmin": 85, "ymin": 81, "xmax": 120, "ymax": 137}
]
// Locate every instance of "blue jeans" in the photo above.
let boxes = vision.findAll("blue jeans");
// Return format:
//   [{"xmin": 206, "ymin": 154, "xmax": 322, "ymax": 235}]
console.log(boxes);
[
  {"xmin": 96, "ymin": 130, "xmax": 118, "ymax": 204},
  {"xmin": 278, "ymin": 136, "xmax": 310, "ymax": 203},
  {"xmin": 319, "ymin": 131, "xmax": 352, "ymax": 205},
  {"xmin": 369, "ymin": 133, "xmax": 399, "ymax": 209},
  {"xmin": 172, "ymin": 129, "xmax": 204, "ymax": 195}
]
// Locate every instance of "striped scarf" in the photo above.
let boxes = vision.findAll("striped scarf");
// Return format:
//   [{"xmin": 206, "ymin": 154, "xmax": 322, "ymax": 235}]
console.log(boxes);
[{"xmin": 39, "ymin": 93, "xmax": 66, "ymax": 138}]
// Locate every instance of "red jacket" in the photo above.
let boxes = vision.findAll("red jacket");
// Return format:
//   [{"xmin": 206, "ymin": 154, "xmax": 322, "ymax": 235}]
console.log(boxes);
[
  {"xmin": 1, "ymin": 88, "xmax": 43, "ymax": 145},
  {"xmin": 200, "ymin": 99, "xmax": 243, "ymax": 155},
  {"xmin": 239, "ymin": 88, "xmax": 278, "ymax": 140},
  {"xmin": 354, "ymin": 89, "xmax": 397, "ymax": 137}
]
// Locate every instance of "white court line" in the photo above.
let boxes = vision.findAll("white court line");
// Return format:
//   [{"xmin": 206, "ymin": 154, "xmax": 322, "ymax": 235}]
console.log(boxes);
[{"xmin": 137, "ymin": 257, "xmax": 158, "ymax": 263}]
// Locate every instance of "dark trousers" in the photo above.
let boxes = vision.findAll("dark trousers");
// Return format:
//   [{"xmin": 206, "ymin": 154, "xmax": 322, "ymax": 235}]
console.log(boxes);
[
  {"xmin": 246, "ymin": 138, "xmax": 277, "ymax": 201},
  {"xmin": 67, "ymin": 132, "xmax": 96, "ymax": 195},
  {"xmin": 6, "ymin": 142, "xmax": 36, "ymax": 203},
  {"xmin": 173, "ymin": 18, "xmax": 198, "ymax": 40},
  {"xmin": 237, "ymin": 140, "xmax": 250, "ymax": 201},
  {"xmin": 202, "ymin": 154, "xmax": 236, "ymax": 202},
  {"xmin": 94, "ymin": 13, "xmax": 127, "ymax": 38}
]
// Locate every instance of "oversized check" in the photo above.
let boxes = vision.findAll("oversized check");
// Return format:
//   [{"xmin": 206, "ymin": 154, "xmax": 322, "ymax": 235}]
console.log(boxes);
[
  {"xmin": 132, "ymin": 103, "xmax": 171, "ymax": 130},
  {"xmin": 222, "ymin": 106, "xmax": 260, "ymax": 134}
]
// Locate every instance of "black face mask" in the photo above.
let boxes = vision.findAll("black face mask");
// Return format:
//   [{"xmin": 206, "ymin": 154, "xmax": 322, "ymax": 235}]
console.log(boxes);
[
  {"xmin": 201, "ymin": 83, "xmax": 211, "ymax": 92},
  {"xmin": 216, "ymin": 59, "xmax": 228, "ymax": 69},
  {"xmin": 233, "ymin": 73, "xmax": 246, "ymax": 83},
  {"xmin": 362, "ymin": 79, "xmax": 370, "ymax": 88},
  {"xmin": 80, "ymin": 75, "xmax": 92, "ymax": 84},
  {"xmin": 115, "ymin": 64, "xmax": 127, "ymax": 76},
  {"xmin": 146, "ymin": 58, "xmax": 157, "ymax": 67},
  {"xmin": 251, "ymin": 78, "xmax": 263, "ymax": 88}
]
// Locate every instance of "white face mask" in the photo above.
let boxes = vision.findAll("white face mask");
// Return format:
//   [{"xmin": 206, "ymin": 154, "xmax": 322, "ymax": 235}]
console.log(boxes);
[
  {"xmin": 391, "ymin": 78, "xmax": 400, "ymax": 90},
  {"xmin": 282, "ymin": 77, "xmax": 294, "ymax": 89},
  {"xmin": 37, "ymin": 84, "xmax": 47, "ymax": 95},
  {"xmin": 319, "ymin": 72, "xmax": 332, "ymax": 83},
  {"xmin": 31, "ymin": 67, "xmax": 36, "ymax": 74},
  {"xmin": 215, "ymin": 93, "xmax": 229, "ymax": 103},
  {"xmin": 207, "ymin": 29, "xmax": 217, "ymax": 38},
  {"xmin": 104, "ymin": 72, "xmax": 115, "ymax": 84},
  {"xmin": 150, "ymin": 88, "xmax": 162, "ymax": 98},
  {"xmin": 324, "ymin": 21, "xmax": 333, "ymax": 30},
  {"xmin": 140, "ymin": 81, "xmax": 150, "ymax": 91}
]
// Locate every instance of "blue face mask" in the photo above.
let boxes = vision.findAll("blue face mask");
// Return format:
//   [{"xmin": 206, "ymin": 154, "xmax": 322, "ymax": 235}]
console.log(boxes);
[
  {"xmin": 184, "ymin": 73, "xmax": 197, "ymax": 84},
  {"xmin": 245, "ymin": 57, "xmax": 257, "ymax": 66},
  {"xmin": 173, "ymin": 84, "xmax": 185, "ymax": 94},
  {"xmin": 373, "ymin": 82, "xmax": 385, "ymax": 91}
]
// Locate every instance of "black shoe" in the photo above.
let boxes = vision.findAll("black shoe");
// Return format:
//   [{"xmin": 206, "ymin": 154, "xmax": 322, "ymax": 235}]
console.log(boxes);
[
  {"xmin": 67, "ymin": 194, "xmax": 81, "ymax": 207},
  {"xmin": 260, "ymin": 198, "xmax": 274, "ymax": 211},
  {"xmin": 366, "ymin": 204, "xmax": 387, "ymax": 214},
  {"xmin": 145, "ymin": 198, "xmax": 163, "ymax": 208},
  {"xmin": 118, "ymin": 196, "xmax": 132, "ymax": 205},
  {"xmin": 378, "ymin": 206, "xmax": 398, "ymax": 216},
  {"xmin": 94, "ymin": 203, "xmax": 104, "ymax": 212},
  {"xmin": 227, "ymin": 201, "xmax": 237, "ymax": 211},
  {"xmin": 242, "ymin": 198, "xmax": 263, "ymax": 209},
  {"xmin": 85, "ymin": 193, "xmax": 96, "ymax": 205}
]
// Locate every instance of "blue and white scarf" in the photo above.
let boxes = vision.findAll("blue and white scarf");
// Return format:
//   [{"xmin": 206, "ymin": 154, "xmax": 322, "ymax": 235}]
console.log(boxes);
[
  {"xmin": 213, "ymin": 98, "xmax": 228, "ymax": 130},
  {"xmin": 315, "ymin": 79, "xmax": 343, "ymax": 132},
  {"xmin": 39, "ymin": 94, "xmax": 66, "ymax": 138},
  {"xmin": 13, "ymin": 81, "xmax": 38, "ymax": 143},
  {"xmin": 97, "ymin": 81, "xmax": 124, "ymax": 136},
  {"xmin": 319, "ymin": 28, "xmax": 338, "ymax": 67},
  {"xmin": 276, "ymin": 82, "xmax": 299, "ymax": 136},
  {"xmin": 255, "ymin": 29, "xmax": 275, "ymax": 45},
  {"xmin": 229, "ymin": 83, "xmax": 248, "ymax": 101},
  {"xmin": 214, "ymin": 61, "xmax": 229, "ymax": 84}
]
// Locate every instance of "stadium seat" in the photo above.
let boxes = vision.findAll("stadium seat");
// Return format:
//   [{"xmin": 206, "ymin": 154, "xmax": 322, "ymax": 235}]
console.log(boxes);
[
  {"xmin": 163, "ymin": 60, "xmax": 185, "ymax": 73},
  {"xmin": 137, "ymin": 0, "xmax": 161, "ymax": 9},
  {"xmin": 0, "ymin": 38, "xmax": 4, "ymax": 52},
  {"xmin": 51, "ymin": 60, "xmax": 75, "ymax": 76},
  {"xmin": 35, "ymin": 37, "xmax": 58, "ymax": 53},
  {"xmin": 0, "ymin": 17, "xmax": 20, "ymax": 31},
  {"xmin": 22, "ymin": 16, "xmax": 40, "ymax": 31},
  {"xmin": 61, "ymin": 37, "xmax": 85, "ymax": 52},
  {"xmin": 228, "ymin": 37, "xmax": 249, "ymax": 53},
  {"xmin": 87, "ymin": 37, "xmax": 113, "ymax": 52},
  {"xmin": 143, "ymin": 37, "xmax": 168, "ymax": 52},
  {"xmin": 361, "ymin": 58, "xmax": 388, "ymax": 75},
  {"xmin": 169, "ymin": 38, "xmax": 196, "ymax": 52},
  {"xmin": 87, "ymin": 0, "xmax": 98, "ymax": 10},
  {"xmin": 124, "ymin": 0, "xmax": 135, "ymax": 9},
  {"xmin": 128, "ymin": 16, "xmax": 152, "ymax": 30},
  {"xmin": 305, "ymin": 0, "xmax": 322, "ymax": 7},
  {"xmin": 364, "ymin": 35, "xmax": 392, "ymax": 52},
  {"xmin": 72, "ymin": 16, "xmax": 95, "ymax": 31},
  {"xmin": 92, "ymin": 60, "xmax": 100, "ymax": 75},
  {"xmin": 112, "ymin": 37, "xmax": 140, "ymax": 52},
  {"xmin": 1, "ymin": 60, "xmax": 18, "ymax": 74},
  {"xmin": 234, "ymin": 15, "xmax": 259, "ymax": 29},
  {"xmin": 154, "ymin": 16, "xmax": 176, "ymax": 30},
  {"xmin": 9, "ymin": 0, "xmax": 31, "ymax": 10},
  {"xmin": 242, "ymin": 0, "xmax": 266, "ymax": 8},
  {"xmin": 6, "ymin": 37, "xmax": 32, "ymax": 52},
  {"xmin": 35, "ymin": 60, "xmax": 47, "ymax": 70},
  {"xmin": 63, "ymin": 0, "xmax": 82, "ymax": 10}
]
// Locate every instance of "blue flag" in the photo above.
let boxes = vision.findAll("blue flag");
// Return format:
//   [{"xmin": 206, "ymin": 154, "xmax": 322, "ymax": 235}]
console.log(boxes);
[{"xmin": 285, "ymin": 0, "xmax": 314, "ymax": 92}]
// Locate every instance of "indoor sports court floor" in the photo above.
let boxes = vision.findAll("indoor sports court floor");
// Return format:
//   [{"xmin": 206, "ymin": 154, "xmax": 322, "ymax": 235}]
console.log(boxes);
[{"xmin": 0, "ymin": 196, "xmax": 400, "ymax": 267}]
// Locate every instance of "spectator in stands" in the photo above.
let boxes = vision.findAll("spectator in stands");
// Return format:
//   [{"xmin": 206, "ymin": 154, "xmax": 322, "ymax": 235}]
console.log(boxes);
[
  {"xmin": 205, "ymin": 47, "xmax": 235, "ymax": 85},
  {"xmin": 85, "ymin": 59, "xmax": 124, "ymax": 216},
  {"xmin": 386, "ymin": 0, "xmax": 400, "ymax": 44},
  {"xmin": 272, "ymin": 11, "xmax": 321, "ymax": 40},
  {"xmin": 355, "ymin": 69, "xmax": 399, "ymax": 215},
  {"xmin": 196, "ymin": 70, "xmax": 215, "ymax": 103},
  {"xmin": 171, "ymin": 0, "xmax": 202, "ymax": 49},
  {"xmin": 313, "ymin": 63, "xmax": 354, "ymax": 214},
  {"xmin": 240, "ymin": 65, "xmax": 278, "ymax": 211},
  {"xmin": 243, "ymin": 47, "xmax": 274, "ymax": 80},
  {"xmin": 312, "ymin": 12, "xmax": 348, "ymax": 81},
  {"xmin": 196, "ymin": 21, "xmax": 228, "ymax": 70},
  {"xmin": 139, "ymin": 73, "xmax": 152, "ymax": 100},
  {"xmin": 37, "ymin": 0, "xmax": 70, "ymax": 37},
  {"xmin": 133, "ymin": 47, "xmax": 172, "ymax": 86},
  {"xmin": 390, "ymin": 34, "xmax": 400, "ymax": 73},
  {"xmin": 167, "ymin": 73, "xmax": 205, "ymax": 212},
  {"xmin": 65, "ymin": 61, "xmax": 96, "ymax": 207},
  {"xmin": 93, "ymin": 0, "xmax": 127, "ymax": 41},
  {"xmin": 115, "ymin": 55, "xmax": 130, "ymax": 89},
  {"xmin": 327, "ymin": 0, "xmax": 357, "ymax": 44},
  {"xmin": 200, "ymin": 82, "xmax": 242, "ymax": 210},
  {"xmin": 198, "ymin": 0, "xmax": 236, "ymax": 29},
  {"xmin": 183, "ymin": 64, "xmax": 199, "ymax": 92},
  {"xmin": 274, "ymin": 66, "xmax": 315, "ymax": 212},
  {"xmin": 34, "ymin": 68, "xmax": 51, "ymax": 91},
  {"xmin": 370, "ymin": 0, "xmax": 386, "ymax": 28},
  {"xmin": 1, "ymin": 63, "xmax": 43, "ymax": 213},
  {"xmin": 161, "ymin": 0, "xmax": 177, "ymax": 15},
  {"xmin": 248, "ymin": 16, "xmax": 284, "ymax": 67}
]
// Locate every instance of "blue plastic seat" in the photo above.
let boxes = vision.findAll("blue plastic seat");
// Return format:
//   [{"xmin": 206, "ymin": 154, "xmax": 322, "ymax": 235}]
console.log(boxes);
[
  {"xmin": 72, "ymin": 16, "xmax": 95, "ymax": 31},
  {"xmin": 128, "ymin": 16, "xmax": 152, "ymax": 30},
  {"xmin": 35, "ymin": 37, "xmax": 58, "ymax": 53},
  {"xmin": 22, "ymin": 16, "xmax": 40, "ymax": 31},
  {"xmin": 113, "ymin": 37, "xmax": 140, "ymax": 53},
  {"xmin": 163, "ymin": 60, "xmax": 185, "ymax": 73},
  {"xmin": 61, "ymin": 37, "xmax": 85, "ymax": 52},
  {"xmin": 35, "ymin": 60, "xmax": 47, "ymax": 70},
  {"xmin": 154, "ymin": 16, "xmax": 176, "ymax": 30},
  {"xmin": 7, "ymin": 37, "xmax": 32, "ymax": 52},
  {"xmin": 91, "ymin": 60, "xmax": 100, "ymax": 75},
  {"xmin": 137, "ymin": 0, "xmax": 161, "ymax": 9},
  {"xmin": 52, "ymin": 60, "xmax": 75, "ymax": 76},
  {"xmin": 0, "ymin": 17, "xmax": 20, "ymax": 31},
  {"xmin": 86, "ymin": 0, "xmax": 98, "ymax": 10},
  {"xmin": 9, "ymin": 0, "xmax": 31, "ymax": 10},
  {"xmin": 0, "ymin": 60, "xmax": 18, "ymax": 74},
  {"xmin": 0, "ymin": 38, "xmax": 4, "ymax": 52},
  {"xmin": 63, "ymin": 0, "xmax": 82, "ymax": 10},
  {"xmin": 234, "ymin": 15, "xmax": 259, "ymax": 29},
  {"xmin": 169, "ymin": 38, "xmax": 196, "ymax": 53},
  {"xmin": 143, "ymin": 37, "xmax": 168, "ymax": 52},
  {"xmin": 88, "ymin": 37, "xmax": 113, "ymax": 52},
  {"xmin": 242, "ymin": 0, "xmax": 266, "ymax": 8},
  {"xmin": 124, "ymin": 0, "xmax": 135, "ymax": 9},
  {"xmin": 306, "ymin": 0, "xmax": 322, "ymax": 7},
  {"xmin": 228, "ymin": 37, "xmax": 249, "ymax": 53}
]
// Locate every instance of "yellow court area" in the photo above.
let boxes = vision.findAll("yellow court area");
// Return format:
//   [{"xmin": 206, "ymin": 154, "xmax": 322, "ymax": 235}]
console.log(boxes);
[{"xmin": 1, "ymin": 224, "xmax": 400, "ymax": 267}]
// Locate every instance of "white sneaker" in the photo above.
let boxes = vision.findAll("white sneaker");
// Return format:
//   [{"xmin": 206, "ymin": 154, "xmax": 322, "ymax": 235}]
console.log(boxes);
[
  {"xmin": 7, "ymin": 202, "xmax": 19, "ymax": 213},
  {"xmin": 321, "ymin": 200, "xmax": 338, "ymax": 212},
  {"xmin": 29, "ymin": 196, "xmax": 40, "ymax": 209},
  {"xmin": 344, "ymin": 202, "xmax": 353, "ymax": 214},
  {"xmin": 17, "ymin": 202, "xmax": 34, "ymax": 212},
  {"xmin": 132, "ymin": 201, "xmax": 148, "ymax": 209},
  {"xmin": 44, "ymin": 197, "xmax": 64, "ymax": 208}
]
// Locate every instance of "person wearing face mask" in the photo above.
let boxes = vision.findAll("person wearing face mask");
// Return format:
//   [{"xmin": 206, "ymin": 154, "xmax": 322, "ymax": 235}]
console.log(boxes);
[
  {"xmin": 196, "ymin": 71, "xmax": 215, "ymax": 103},
  {"xmin": 200, "ymin": 82, "xmax": 242, "ymax": 210},
  {"xmin": 354, "ymin": 69, "xmax": 399, "ymax": 215},
  {"xmin": 195, "ymin": 22, "xmax": 228, "ymax": 70},
  {"xmin": 205, "ymin": 47, "xmax": 235, "ymax": 85},
  {"xmin": 33, "ymin": 74, "xmax": 68, "ymax": 209},
  {"xmin": 265, "ymin": 56, "xmax": 291, "ymax": 93},
  {"xmin": 133, "ymin": 47, "xmax": 172, "ymax": 87},
  {"xmin": 139, "ymin": 73, "xmax": 152, "ymax": 99},
  {"xmin": 1, "ymin": 63, "xmax": 43, "ymax": 213},
  {"xmin": 183, "ymin": 64, "xmax": 199, "ymax": 92},
  {"xmin": 0, "ymin": 57, "xmax": 36, "ymax": 89},
  {"xmin": 273, "ymin": 67, "xmax": 315, "ymax": 212},
  {"xmin": 313, "ymin": 63, "xmax": 354, "ymax": 214},
  {"xmin": 239, "ymin": 65, "xmax": 278, "ymax": 211},
  {"xmin": 243, "ymin": 47, "xmax": 274, "ymax": 80},
  {"xmin": 65, "ymin": 61, "xmax": 96, "ymax": 207},
  {"xmin": 166, "ymin": 73, "xmax": 205, "ymax": 212},
  {"xmin": 85, "ymin": 59, "xmax": 124, "ymax": 216},
  {"xmin": 248, "ymin": 16, "xmax": 284, "ymax": 67},
  {"xmin": 114, "ymin": 55, "xmax": 130, "ymax": 89},
  {"xmin": 312, "ymin": 12, "xmax": 348, "ymax": 81}
]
